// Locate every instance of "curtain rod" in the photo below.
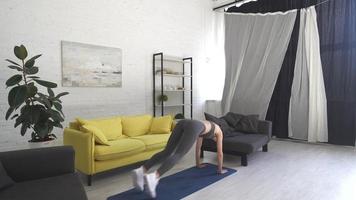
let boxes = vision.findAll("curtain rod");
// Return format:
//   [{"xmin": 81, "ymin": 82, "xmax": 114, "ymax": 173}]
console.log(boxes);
[
  {"xmin": 213, "ymin": 0, "xmax": 333, "ymax": 12},
  {"xmin": 213, "ymin": 0, "xmax": 245, "ymax": 11}
]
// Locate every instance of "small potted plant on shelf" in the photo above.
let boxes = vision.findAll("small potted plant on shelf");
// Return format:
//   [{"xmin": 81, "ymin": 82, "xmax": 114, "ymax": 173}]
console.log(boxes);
[
  {"xmin": 4, "ymin": 45, "xmax": 69, "ymax": 148},
  {"xmin": 158, "ymin": 94, "xmax": 168, "ymax": 103}
]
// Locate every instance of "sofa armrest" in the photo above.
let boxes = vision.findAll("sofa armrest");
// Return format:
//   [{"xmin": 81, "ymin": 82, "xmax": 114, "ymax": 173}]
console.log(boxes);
[
  {"xmin": 0, "ymin": 146, "xmax": 74, "ymax": 182},
  {"xmin": 258, "ymin": 120, "xmax": 272, "ymax": 139},
  {"xmin": 63, "ymin": 128, "xmax": 95, "ymax": 175}
]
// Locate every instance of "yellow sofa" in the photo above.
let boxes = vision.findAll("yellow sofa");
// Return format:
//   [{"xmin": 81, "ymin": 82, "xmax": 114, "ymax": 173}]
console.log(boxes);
[{"xmin": 63, "ymin": 114, "xmax": 173, "ymax": 186}]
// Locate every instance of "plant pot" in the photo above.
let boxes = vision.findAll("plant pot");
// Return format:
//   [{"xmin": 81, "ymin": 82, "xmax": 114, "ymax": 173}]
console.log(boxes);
[{"xmin": 28, "ymin": 139, "xmax": 56, "ymax": 149}]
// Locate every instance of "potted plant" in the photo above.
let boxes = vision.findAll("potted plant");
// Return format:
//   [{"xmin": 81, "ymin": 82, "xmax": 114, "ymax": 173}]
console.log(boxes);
[
  {"xmin": 158, "ymin": 94, "xmax": 168, "ymax": 102},
  {"xmin": 5, "ymin": 45, "xmax": 69, "ymax": 148}
]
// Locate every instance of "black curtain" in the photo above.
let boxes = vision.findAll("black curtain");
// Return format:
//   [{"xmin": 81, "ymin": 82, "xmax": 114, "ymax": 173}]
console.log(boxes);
[{"xmin": 227, "ymin": 0, "xmax": 356, "ymax": 146}]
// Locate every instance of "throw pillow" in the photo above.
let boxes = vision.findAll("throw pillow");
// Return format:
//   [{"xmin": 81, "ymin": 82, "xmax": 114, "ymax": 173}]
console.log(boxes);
[
  {"xmin": 204, "ymin": 112, "xmax": 234, "ymax": 137},
  {"xmin": 0, "ymin": 161, "xmax": 14, "ymax": 191},
  {"xmin": 81, "ymin": 124, "xmax": 110, "ymax": 145},
  {"xmin": 122, "ymin": 115, "xmax": 153, "ymax": 137},
  {"xmin": 150, "ymin": 115, "xmax": 173, "ymax": 134},
  {"xmin": 235, "ymin": 115, "xmax": 259, "ymax": 133},
  {"xmin": 76, "ymin": 117, "xmax": 123, "ymax": 140},
  {"xmin": 223, "ymin": 112, "xmax": 259, "ymax": 134}
]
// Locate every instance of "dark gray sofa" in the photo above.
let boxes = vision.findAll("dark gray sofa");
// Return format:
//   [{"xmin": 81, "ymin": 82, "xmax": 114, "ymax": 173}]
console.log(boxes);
[
  {"xmin": 202, "ymin": 113, "xmax": 272, "ymax": 166},
  {"xmin": 0, "ymin": 146, "xmax": 87, "ymax": 200}
]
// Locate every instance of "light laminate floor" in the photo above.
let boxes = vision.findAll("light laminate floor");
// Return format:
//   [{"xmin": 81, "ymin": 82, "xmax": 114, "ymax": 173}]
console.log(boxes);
[{"xmin": 84, "ymin": 140, "xmax": 356, "ymax": 200}]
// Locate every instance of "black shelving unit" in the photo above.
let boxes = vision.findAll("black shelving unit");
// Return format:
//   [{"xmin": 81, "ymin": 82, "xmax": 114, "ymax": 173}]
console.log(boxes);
[{"xmin": 153, "ymin": 53, "xmax": 193, "ymax": 119}]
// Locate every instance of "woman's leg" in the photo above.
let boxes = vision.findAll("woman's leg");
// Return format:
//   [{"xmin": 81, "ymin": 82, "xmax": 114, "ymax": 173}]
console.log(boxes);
[
  {"xmin": 156, "ymin": 120, "xmax": 204, "ymax": 176},
  {"xmin": 143, "ymin": 120, "xmax": 185, "ymax": 171}
]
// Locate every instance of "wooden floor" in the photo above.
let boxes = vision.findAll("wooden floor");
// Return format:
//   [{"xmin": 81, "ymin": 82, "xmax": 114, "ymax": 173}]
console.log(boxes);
[{"xmin": 84, "ymin": 140, "xmax": 356, "ymax": 200}]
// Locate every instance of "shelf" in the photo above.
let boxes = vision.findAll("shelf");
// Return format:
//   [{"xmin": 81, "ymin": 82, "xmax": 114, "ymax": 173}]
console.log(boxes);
[
  {"xmin": 155, "ymin": 104, "xmax": 192, "ymax": 107},
  {"xmin": 159, "ymin": 58, "xmax": 192, "ymax": 64},
  {"xmin": 156, "ymin": 90, "xmax": 192, "ymax": 92},
  {"xmin": 155, "ymin": 74, "xmax": 192, "ymax": 78}
]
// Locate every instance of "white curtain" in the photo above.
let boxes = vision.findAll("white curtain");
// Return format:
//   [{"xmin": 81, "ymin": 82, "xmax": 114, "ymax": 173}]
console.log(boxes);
[
  {"xmin": 289, "ymin": 6, "xmax": 328, "ymax": 142},
  {"xmin": 221, "ymin": 11, "xmax": 297, "ymax": 119}
]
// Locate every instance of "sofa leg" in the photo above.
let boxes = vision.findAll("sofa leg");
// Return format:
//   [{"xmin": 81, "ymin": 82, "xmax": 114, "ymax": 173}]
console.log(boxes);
[
  {"xmin": 241, "ymin": 154, "xmax": 248, "ymax": 166},
  {"xmin": 200, "ymin": 150, "xmax": 204, "ymax": 158},
  {"xmin": 87, "ymin": 175, "xmax": 92, "ymax": 186},
  {"xmin": 263, "ymin": 144, "xmax": 268, "ymax": 152}
]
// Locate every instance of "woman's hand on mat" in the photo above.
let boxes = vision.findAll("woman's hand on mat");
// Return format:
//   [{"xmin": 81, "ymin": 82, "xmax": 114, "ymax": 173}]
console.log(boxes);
[
  {"xmin": 196, "ymin": 163, "xmax": 207, "ymax": 168},
  {"xmin": 217, "ymin": 169, "xmax": 228, "ymax": 174}
]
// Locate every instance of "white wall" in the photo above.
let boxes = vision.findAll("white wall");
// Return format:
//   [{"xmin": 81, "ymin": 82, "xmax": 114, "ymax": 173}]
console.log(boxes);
[{"xmin": 0, "ymin": 0, "xmax": 215, "ymax": 151}]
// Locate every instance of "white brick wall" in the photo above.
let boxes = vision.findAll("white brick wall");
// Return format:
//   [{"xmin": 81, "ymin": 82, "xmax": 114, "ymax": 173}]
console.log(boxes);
[{"xmin": 0, "ymin": 0, "xmax": 215, "ymax": 151}]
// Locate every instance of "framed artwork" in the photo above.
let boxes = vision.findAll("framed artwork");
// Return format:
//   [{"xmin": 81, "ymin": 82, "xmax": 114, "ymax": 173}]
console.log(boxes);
[{"xmin": 61, "ymin": 41, "xmax": 122, "ymax": 87}]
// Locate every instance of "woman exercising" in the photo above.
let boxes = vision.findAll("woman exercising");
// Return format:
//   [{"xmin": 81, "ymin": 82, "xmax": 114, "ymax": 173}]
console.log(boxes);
[{"xmin": 132, "ymin": 119, "xmax": 226, "ymax": 198}]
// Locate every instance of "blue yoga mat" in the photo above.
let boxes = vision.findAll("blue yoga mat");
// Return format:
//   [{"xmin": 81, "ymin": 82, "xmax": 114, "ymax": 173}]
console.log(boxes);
[{"xmin": 107, "ymin": 163, "xmax": 237, "ymax": 200}]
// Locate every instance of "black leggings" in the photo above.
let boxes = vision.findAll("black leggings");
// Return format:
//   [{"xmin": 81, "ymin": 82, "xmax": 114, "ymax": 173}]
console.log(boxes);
[{"xmin": 143, "ymin": 119, "xmax": 205, "ymax": 176}]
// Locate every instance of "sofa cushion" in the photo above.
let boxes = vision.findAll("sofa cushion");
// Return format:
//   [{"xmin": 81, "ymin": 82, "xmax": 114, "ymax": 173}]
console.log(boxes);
[
  {"xmin": 0, "ymin": 173, "xmax": 87, "ymax": 200},
  {"xmin": 95, "ymin": 139, "xmax": 145, "ymax": 161},
  {"xmin": 202, "ymin": 133, "xmax": 269, "ymax": 154},
  {"xmin": 132, "ymin": 134, "xmax": 170, "ymax": 151},
  {"xmin": 0, "ymin": 161, "xmax": 14, "ymax": 191},
  {"xmin": 149, "ymin": 115, "xmax": 173, "ymax": 134},
  {"xmin": 77, "ymin": 117, "xmax": 122, "ymax": 140},
  {"xmin": 81, "ymin": 124, "xmax": 109, "ymax": 145},
  {"xmin": 223, "ymin": 112, "xmax": 259, "ymax": 133},
  {"xmin": 223, "ymin": 133, "xmax": 269, "ymax": 153},
  {"xmin": 122, "ymin": 115, "xmax": 153, "ymax": 137}
]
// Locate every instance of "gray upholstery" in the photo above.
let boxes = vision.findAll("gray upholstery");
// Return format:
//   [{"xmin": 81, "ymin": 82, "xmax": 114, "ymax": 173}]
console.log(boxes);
[
  {"xmin": 202, "ymin": 112, "xmax": 272, "ymax": 166},
  {"xmin": 0, "ymin": 173, "xmax": 87, "ymax": 200},
  {"xmin": 203, "ymin": 133, "xmax": 270, "ymax": 154},
  {"xmin": 0, "ymin": 146, "xmax": 87, "ymax": 200}
]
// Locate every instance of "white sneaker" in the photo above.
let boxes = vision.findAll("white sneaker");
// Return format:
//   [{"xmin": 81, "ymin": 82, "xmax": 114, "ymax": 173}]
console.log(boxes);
[
  {"xmin": 145, "ymin": 172, "xmax": 159, "ymax": 198},
  {"xmin": 132, "ymin": 167, "xmax": 144, "ymax": 191}
]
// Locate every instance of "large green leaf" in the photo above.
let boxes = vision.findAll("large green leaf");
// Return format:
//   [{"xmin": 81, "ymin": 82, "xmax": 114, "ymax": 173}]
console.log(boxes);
[
  {"xmin": 25, "ymin": 66, "xmax": 39, "ymax": 75},
  {"xmin": 26, "ymin": 83, "xmax": 38, "ymax": 97},
  {"xmin": 47, "ymin": 88, "xmax": 54, "ymax": 97},
  {"xmin": 33, "ymin": 97, "xmax": 51, "ymax": 108},
  {"xmin": 56, "ymin": 92, "xmax": 69, "ymax": 98},
  {"xmin": 5, "ymin": 107, "xmax": 14, "ymax": 120},
  {"xmin": 34, "ymin": 122, "xmax": 49, "ymax": 138},
  {"xmin": 34, "ymin": 79, "xmax": 57, "ymax": 88},
  {"xmin": 20, "ymin": 123, "xmax": 28, "ymax": 136},
  {"xmin": 49, "ymin": 120, "xmax": 63, "ymax": 128},
  {"xmin": 5, "ymin": 59, "xmax": 21, "ymax": 66},
  {"xmin": 28, "ymin": 76, "xmax": 40, "ymax": 79},
  {"xmin": 6, "ymin": 74, "xmax": 22, "ymax": 87},
  {"xmin": 10, "ymin": 114, "xmax": 19, "ymax": 120},
  {"xmin": 25, "ymin": 59, "xmax": 35, "ymax": 68},
  {"xmin": 24, "ymin": 54, "xmax": 41, "ymax": 68},
  {"xmin": 49, "ymin": 109, "xmax": 64, "ymax": 122},
  {"xmin": 53, "ymin": 102, "xmax": 62, "ymax": 111},
  {"xmin": 14, "ymin": 45, "xmax": 28, "ymax": 60},
  {"xmin": 8, "ymin": 65, "xmax": 23, "ymax": 71},
  {"xmin": 8, "ymin": 85, "xmax": 27, "ymax": 107}
]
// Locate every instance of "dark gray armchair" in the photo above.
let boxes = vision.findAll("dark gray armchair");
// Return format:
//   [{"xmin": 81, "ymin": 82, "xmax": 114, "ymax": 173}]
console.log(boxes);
[
  {"xmin": 202, "ymin": 112, "xmax": 272, "ymax": 166},
  {"xmin": 0, "ymin": 146, "xmax": 87, "ymax": 200}
]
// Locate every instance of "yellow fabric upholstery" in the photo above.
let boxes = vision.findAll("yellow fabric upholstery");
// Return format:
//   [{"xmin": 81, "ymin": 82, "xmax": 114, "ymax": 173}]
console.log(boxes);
[
  {"xmin": 132, "ymin": 134, "xmax": 170, "ymax": 151},
  {"xmin": 63, "ymin": 128, "xmax": 95, "ymax": 175},
  {"xmin": 95, "ymin": 149, "xmax": 163, "ymax": 173},
  {"xmin": 95, "ymin": 139, "xmax": 145, "ymax": 161},
  {"xmin": 122, "ymin": 115, "xmax": 152, "ymax": 137},
  {"xmin": 81, "ymin": 124, "xmax": 109, "ymax": 145},
  {"xmin": 149, "ymin": 115, "xmax": 173, "ymax": 134},
  {"xmin": 63, "ymin": 114, "xmax": 174, "ymax": 177},
  {"xmin": 69, "ymin": 121, "xmax": 80, "ymax": 130},
  {"xmin": 77, "ymin": 117, "xmax": 122, "ymax": 140}
]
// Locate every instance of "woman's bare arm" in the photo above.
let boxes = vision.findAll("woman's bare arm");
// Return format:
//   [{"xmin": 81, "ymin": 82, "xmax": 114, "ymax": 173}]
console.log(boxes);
[
  {"xmin": 216, "ymin": 129, "xmax": 224, "ymax": 173},
  {"xmin": 195, "ymin": 137, "xmax": 203, "ymax": 167}
]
